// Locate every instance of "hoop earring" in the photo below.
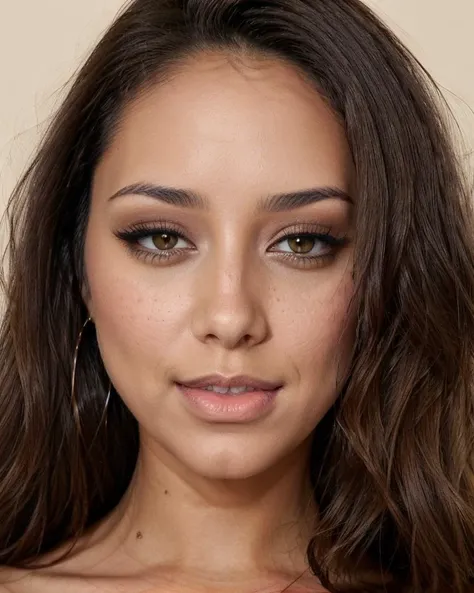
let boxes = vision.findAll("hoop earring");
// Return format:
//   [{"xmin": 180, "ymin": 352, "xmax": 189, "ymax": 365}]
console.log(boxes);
[{"xmin": 71, "ymin": 316, "xmax": 112, "ymax": 434}]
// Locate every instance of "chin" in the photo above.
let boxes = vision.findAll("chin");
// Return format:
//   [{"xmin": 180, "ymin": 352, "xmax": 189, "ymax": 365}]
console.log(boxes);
[
  {"xmin": 172, "ymin": 435, "xmax": 296, "ymax": 481},
  {"xmin": 191, "ymin": 456, "xmax": 269, "ymax": 480}
]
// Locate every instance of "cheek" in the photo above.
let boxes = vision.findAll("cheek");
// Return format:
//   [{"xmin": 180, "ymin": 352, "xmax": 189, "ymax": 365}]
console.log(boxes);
[
  {"xmin": 83, "ymin": 233, "xmax": 194, "ymax": 397},
  {"xmin": 277, "ymin": 269, "xmax": 355, "ymax": 360},
  {"xmin": 275, "ymin": 270, "xmax": 356, "ymax": 410}
]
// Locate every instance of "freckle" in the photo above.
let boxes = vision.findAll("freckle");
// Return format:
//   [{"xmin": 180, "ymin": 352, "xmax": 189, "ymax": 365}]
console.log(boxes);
[{"xmin": 136, "ymin": 531, "xmax": 143, "ymax": 540}]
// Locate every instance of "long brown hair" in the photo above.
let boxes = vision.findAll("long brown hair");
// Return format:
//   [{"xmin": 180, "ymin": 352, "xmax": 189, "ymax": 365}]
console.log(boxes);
[{"xmin": 1, "ymin": 1, "xmax": 473, "ymax": 591}]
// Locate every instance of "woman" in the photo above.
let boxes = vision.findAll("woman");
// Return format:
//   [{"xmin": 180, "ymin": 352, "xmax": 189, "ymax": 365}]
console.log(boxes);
[{"xmin": 0, "ymin": 0, "xmax": 473, "ymax": 591}]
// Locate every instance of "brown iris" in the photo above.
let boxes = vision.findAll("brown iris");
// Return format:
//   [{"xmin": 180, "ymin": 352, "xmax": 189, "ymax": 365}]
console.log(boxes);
[
  {"xmin": 288, "ymin": 236, "xmax": 315, "ymax": 254},
  {"xmin": 152, "ymin": 233, "xmax": 178, "ymax": 250}
]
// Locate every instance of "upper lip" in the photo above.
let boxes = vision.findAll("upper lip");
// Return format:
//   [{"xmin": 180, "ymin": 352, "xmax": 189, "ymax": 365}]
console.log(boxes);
[{"xmin": 177, "ymin": 374, "xmax": 283, "ymax": 391}]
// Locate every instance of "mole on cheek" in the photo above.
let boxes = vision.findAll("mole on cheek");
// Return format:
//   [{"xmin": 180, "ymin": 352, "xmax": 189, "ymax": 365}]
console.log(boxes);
[{"xmin": 136, "ymin": 531, "xmax": 143, "ymax": 540}]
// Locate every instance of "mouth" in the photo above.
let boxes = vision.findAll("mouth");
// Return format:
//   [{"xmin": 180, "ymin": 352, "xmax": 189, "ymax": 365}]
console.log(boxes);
[
  {"xmin": 175, "ymin": 373, "xmax": 283, "ymax": 393},
  {"xmin": 175, "ymin": 374, "xmax": 283, "ymax": 422}
]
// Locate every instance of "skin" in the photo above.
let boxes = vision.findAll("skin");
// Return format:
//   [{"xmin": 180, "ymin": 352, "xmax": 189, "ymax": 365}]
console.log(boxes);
[{"xmin": 1, "ymin": 51, "xmax": 356, "ymax": 592}]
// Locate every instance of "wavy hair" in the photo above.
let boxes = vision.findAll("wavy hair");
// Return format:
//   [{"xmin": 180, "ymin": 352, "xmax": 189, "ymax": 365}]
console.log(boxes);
[{"xmin": 1, "ymin": 1, "xmax": 473, "ymax": 591}]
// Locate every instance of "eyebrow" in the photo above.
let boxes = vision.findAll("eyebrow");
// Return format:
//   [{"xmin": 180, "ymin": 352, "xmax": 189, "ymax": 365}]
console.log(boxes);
[{"xmin": 108, "ymin": 182, "xmax": 353, "ymax": 212}]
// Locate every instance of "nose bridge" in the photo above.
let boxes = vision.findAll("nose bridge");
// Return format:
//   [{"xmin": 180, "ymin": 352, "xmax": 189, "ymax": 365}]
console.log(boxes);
[
  {"xmin": 214, "ymin": 246, "xmax": 249, "ymax": 298},
  {"xmin": 190, "ymin": 239, "xmax": 268, "ymax": 349}
]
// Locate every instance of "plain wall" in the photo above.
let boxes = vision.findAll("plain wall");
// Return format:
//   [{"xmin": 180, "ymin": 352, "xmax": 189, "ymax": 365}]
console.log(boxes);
[{"xmin": 1, "ymin": 0, "xmax": 473, "ymax": 209}]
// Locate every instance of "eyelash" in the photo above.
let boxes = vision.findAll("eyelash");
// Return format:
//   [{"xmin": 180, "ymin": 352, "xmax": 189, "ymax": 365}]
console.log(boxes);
[{"xmin": 114, "ymin": 220, "xmax": 348, "ymax": 268}]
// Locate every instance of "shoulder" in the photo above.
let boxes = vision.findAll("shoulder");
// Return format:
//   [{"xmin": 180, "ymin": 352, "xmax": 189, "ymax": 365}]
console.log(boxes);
[
  {"xmin": 0, "ymin": 567, "xmax": 31, "ymax": 592},
  {"xmin": 0, "ymin": 527, "xmax": 107, "ymax": 592},
  {"xmin": 0, "ymin": 567, "xmax": 76, "ymax": 593}
]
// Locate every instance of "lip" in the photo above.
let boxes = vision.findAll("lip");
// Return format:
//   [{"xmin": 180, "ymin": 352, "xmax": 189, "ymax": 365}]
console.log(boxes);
[
  {"xmin": 177, "ymin": 374, "xmax": 283, "ymax": 391},
  {"xmin": 175, "ymin": 374, "xmax": 283, "ymax": 423}
]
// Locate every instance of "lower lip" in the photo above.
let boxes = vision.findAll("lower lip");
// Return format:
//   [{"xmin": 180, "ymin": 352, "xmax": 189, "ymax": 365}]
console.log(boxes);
[{"xmin": 176, "ymin": 384, "xmax": 280, "ymax": 422}]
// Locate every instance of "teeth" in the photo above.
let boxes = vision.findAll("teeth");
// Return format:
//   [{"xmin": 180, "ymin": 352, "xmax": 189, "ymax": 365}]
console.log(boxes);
[
  {"xmin": 205, "ymin": 385, "xmax": 229, "ymax": 394},
  {"xmin": 203, "ymin": 385, "xmax": 256, "ymax": 394},
  {"xmin": 229, "ymin": 386, "xmax": 251, "ymax": 394}
]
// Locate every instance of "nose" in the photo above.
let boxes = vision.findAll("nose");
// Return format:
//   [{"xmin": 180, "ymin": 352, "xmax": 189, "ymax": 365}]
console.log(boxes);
[{"xmin": 190, "ymin": 258, "xmax": 269, "ymax": 350}]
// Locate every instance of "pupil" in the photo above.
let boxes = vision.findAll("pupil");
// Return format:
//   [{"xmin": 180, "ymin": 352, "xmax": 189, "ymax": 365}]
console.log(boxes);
[
  {"xmin": 152, "ymin": 233, "xmax": 178, "ymax": 250},
  {"xmin": 289, "ymin": 236, "xmax": 314, "ymax": 254}
]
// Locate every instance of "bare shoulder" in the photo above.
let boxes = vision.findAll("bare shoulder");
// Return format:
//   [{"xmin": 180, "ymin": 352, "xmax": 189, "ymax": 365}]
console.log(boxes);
[
  {"xmin": 0, "ymin": 525, "xmax": 111, "ymax": 593},
  {"xmin": 0, "ymin": 567, "xmax": 32, "ymax": 592},
  {"xmin": 0, "ymin": 566, "xmax": 83, "ymax": 593}
]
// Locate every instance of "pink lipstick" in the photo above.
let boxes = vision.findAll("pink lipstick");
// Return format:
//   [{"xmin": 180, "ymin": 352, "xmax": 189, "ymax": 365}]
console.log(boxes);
[{"xmin": 176, "ymin": 374, "xmax": 282, "ymax": 422}]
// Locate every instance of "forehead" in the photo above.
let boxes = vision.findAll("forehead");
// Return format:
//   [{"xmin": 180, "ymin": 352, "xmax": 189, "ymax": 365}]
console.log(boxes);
[{"xmin": 93, "ymin": 51, "xmax": 353, "ymax": 204}]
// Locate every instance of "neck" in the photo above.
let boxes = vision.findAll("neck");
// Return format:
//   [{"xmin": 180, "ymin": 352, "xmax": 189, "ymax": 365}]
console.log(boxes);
[{"xmin": 102, "ymin": 432, "xmax": 317, "ymax": 584}]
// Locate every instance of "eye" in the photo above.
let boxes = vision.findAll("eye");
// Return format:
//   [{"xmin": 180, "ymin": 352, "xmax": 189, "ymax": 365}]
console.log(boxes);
[
  {"xmin": 138, "ymin": 232, "xmax": 190, "ymax": 251},
  {"xmin": 271, "ymin": 233, "xmax": 335, "ymax": 257},
  {"xmin": 114, "ymin": 221, "xmax": 195, "ymax": 264}
]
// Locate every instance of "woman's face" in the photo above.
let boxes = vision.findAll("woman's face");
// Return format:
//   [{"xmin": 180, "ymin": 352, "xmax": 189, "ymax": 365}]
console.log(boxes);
[{"xmin": 85, "ymin": 51, "xmax": 356, "ymax": 479}]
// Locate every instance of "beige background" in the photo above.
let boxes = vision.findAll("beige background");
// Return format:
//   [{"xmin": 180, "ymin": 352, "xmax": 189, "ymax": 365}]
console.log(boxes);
[{"xmin": 1, "ymin": 0, "xmax": 473, "ymax": 211}]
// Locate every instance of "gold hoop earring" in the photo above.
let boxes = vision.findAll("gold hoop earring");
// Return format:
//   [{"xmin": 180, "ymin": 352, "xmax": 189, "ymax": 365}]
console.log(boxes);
[
  {"xmin": 71, "ymin": 316, "xmax": 112, "ymax": 433},
  {"xmin": 103, "ymin": 381, "xmax": 112, "ymax": 430}
]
